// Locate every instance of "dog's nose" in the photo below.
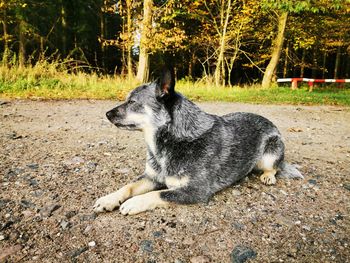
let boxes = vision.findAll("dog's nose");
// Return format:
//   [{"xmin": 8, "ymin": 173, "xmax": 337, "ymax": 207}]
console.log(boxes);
[{"xmin": 106, "ymin": 110, "xmax": 113, "ymax": 120}]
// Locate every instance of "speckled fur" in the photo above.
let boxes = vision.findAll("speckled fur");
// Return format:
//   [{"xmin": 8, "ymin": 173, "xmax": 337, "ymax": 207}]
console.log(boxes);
[{"xmin": 95, "ymin": 69, "xmax": 302, "ymax": 214}]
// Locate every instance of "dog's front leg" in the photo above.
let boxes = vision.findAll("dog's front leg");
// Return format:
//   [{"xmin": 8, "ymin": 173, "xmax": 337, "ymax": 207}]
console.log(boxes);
[
  {"xmin": 93, "ymin": 177, "xmax": 156, "ymax": 213},
  {"xmin": 119, "ymin": 190, "xmax": 168, "ymax": 215},
  {"xmin": 120, "ymin": 186, "xmax": 208, "ymax": 215}
]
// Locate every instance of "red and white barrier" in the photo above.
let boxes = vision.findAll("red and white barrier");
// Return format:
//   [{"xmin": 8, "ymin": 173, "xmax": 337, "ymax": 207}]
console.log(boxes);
[{"xmin": 277, "ymin": 78, "xmax": 350, "ymax": 89}]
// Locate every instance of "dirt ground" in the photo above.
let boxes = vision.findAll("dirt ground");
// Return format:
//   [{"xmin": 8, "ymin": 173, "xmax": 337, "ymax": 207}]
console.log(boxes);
[{"xmin": 0, "ymin": 100, "xmax": 349, "ymax": 263}]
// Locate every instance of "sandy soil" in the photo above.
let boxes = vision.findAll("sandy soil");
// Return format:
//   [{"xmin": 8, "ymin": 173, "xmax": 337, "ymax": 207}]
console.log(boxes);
[{"xmin": 0, "ymin": 100, "xmax": 349, "ymax": 263}]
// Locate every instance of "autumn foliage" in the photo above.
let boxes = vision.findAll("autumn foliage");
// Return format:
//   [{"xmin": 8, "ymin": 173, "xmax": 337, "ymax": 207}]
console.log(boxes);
[{"xmin": 0, "ymin": 0, "xmax": 349, "ymax": 86}]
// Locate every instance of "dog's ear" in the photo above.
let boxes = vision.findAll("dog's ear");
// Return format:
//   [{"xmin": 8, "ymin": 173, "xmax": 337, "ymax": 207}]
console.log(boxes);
[{"xmin": 155, "ymin": 67, "xmax": 175, "ymax": 101}]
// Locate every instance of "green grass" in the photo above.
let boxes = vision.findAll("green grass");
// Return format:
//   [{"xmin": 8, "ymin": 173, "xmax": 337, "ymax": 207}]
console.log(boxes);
[{"xmin": 0, "ymin": 63, "xmax": 349, "ymax": 106}]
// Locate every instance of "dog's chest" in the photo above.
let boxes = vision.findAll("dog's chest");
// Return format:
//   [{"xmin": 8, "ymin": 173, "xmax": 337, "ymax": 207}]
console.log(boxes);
[{"xmin": 146, "ymin": 155, "xmax": 189, "ymax": 189}]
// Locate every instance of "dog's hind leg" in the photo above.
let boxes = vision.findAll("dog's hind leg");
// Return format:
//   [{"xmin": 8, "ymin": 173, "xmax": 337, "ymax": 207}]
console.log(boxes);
[
  {"xmin": 93, "ymin": 177, "xmax": 158, "ymax": 213},
  {"xmin": 257, "ymin": 135, "xmax": 284, "ymax": 185},
  {"xmin": 257, "ymin": 153, "xmax": 278, "ymax": 185}
]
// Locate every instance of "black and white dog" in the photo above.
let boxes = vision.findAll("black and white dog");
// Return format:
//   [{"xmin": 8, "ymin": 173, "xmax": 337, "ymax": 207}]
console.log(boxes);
[{"xmin": 93, "ymin": 68, "xmax": 303, "ymax": 215}]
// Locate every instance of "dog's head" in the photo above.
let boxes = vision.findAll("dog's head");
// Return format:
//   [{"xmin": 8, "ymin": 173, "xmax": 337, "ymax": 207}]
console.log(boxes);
[{"xmin": 106, "ymin": 68, "xmax": 176, "ymax": 131}]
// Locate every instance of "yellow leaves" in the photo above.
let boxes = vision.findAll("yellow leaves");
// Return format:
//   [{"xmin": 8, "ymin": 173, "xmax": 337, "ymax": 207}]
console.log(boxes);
[
  {"xmin": 98, "ymin": 37, "xmax": 120, "ymax": 47},
  {"xmin": 0, "ymin": 1, "xmax": 27, "ymax": 10},
  {"xmin": 145, "ymin": 27, "xmax": 187, "ymax": 52},
  {"xmin": 293, "ymin": 35, "xmax": 316, "ymax": 49}
]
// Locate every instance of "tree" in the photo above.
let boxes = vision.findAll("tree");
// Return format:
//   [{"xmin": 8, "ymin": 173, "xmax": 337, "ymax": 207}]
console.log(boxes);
[
  {"xmin": 0, "ymin": 1, "xmax": 10, "ymax": 63},
  {"xmin": 212, "ymin": 0, "xmax": 233, "ymax": 86},
  {"xmin": 136, "ymin": 0, "xmax": 152, "ymax": 82},
  {"xmin": 261, "ymin": 0, "xmax": 348, "ymax": 88},
  {"xmin": 261, "ymin": 10, "xmax": 287, "ymax": 88}
]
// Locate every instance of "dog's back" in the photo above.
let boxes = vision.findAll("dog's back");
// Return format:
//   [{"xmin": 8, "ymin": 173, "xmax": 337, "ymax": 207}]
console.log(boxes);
[{"xmin": 162, "ymin": 106, "xmax": 286, "ymax": 194}]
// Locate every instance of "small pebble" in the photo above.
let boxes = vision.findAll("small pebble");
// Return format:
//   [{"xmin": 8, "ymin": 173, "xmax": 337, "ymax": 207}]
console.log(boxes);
[
  {"xmin": 22, "ymin": 210, "xmax": 33, "ymax": 217},
  {"xmin": 153, "ymin": 231, "xmax": 163, "ymax": 238},
  {"xmin": 28, "ymin": 179, "xmax": 38, "ymax": 186},
  {"xmin": 60, "ymin": 220, "xmax": 71, "ymax": 230},
  {"xmin": 0, "ymin": 235, "xmax": 5, "ymax": 241},
  {"xmin": 79, "ymin": 213, "xmax": 97, "ymax": 221},
  {"xmin": 232, "ymin": 222, "xmax": 245, "ymax": 230},
  {"xmin": 65, "ymin": 210, "xmax": 77, "ymax": 219},
  {"xmin": 232, "ymin": 189, "xmax": 241, "ymax": 196},
  {"xmin": 70, "ymin": 246, "xmax": 89, "ymax": 258},
  {"xmin": 84, "ymin": 225, "xmax": 92, "ymax": 233},
  {"xmin": 230, "ymin": 245, "xmax": 257, "ymax": 263},
  {"xmin": 20, "ymin": 200, "xmax": 36, "ymax": 209},
  {"xmin": 115, "ymin": 168, "xmax": 130, "ymax": 174},
  {"xmin": 308, "ymin": 179, "xmax": 317, "ymax": 185},
  {"xmin": 183, "ymin": 237, "xmax": 195, "ymax": 246},
  {"xmin": 40, "ymin": 204, "xmax": 61, "ymax": 217},
  {"xmin": 190, "ymin": 255, "xmax": 211, "ymax": 263},
  {"xmin": 302, "ymin": 225, "xmax": 311, "ymax": 231},
  {"xmin": 27, "ymin": 163, "xmax": 39, "ymax": 170},
  {"xmin": 279, "ymin": 190, "xmax": 288, "ymax": 195},
  {"xmin": 343, "ymin": 183, "xmax": 350, "ymax": 191},
  {"xmin": 88, "ymin": 241, "xmax": 96, "ymax": 247},
  {"xmin": 140, "ymin": 240, "xmax": 153, "ymax": 253}
]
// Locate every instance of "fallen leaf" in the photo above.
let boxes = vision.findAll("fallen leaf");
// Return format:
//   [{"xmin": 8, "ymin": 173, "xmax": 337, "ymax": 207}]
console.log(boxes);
[{"xmin": 287, "ymin": 127, "xmax": 303, "ymax": 132}]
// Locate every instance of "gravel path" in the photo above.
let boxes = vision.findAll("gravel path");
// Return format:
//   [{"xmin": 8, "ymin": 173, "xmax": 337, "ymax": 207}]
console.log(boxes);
[{"xmin": 0, "ymin": 100, "xmax": 349, "ymax": 262}]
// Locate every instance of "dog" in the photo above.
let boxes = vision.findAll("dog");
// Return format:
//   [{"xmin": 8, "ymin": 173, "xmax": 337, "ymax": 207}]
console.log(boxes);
[{"xmin": 93, "ymin": 68, "xmax": 303, "ymax": 215}]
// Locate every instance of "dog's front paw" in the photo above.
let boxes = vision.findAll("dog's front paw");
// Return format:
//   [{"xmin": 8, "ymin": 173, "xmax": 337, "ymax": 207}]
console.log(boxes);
[
  {"xmin": 93, "ymin": 192, "xmax": 124, "ymax": 213},
  {"xmin": 119, "ymin": 195, "xmax": 149, "ymax": 215},
  {"xmin": 120, "ymin": 192, "xmax": 166, "ymax": 215}
]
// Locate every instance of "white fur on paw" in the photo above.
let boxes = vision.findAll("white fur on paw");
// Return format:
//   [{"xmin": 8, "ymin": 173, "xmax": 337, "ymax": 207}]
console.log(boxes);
[
  {"xmin": 260, "ymin": 173, "xmax": 277, "ymax": 185},
  {"xmin": 93, "ymin": 191, "xmax": 124, "ymax": 213},
  {"xmin": 120, "ymin": 195, "xmax": 150, "ymax": 215},
  {"xmin": 120, "ymin": 192, "xmax": 165, "ymax": 215}
]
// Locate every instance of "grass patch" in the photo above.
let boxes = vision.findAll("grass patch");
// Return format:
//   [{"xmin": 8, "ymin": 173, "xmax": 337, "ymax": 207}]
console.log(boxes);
[
  {"xmin": 0, "ymin": 63, "xmax": 349, "ymax": 106},
  {"xmin": 176, "ymin": 80, "xmax": 350, "ymax": 106}
]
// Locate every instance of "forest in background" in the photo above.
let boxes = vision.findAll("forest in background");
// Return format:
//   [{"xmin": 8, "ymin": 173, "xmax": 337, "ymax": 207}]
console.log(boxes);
[{"xmin": 1, "ymin": 0, "xmax": 350, "ymax": 88}]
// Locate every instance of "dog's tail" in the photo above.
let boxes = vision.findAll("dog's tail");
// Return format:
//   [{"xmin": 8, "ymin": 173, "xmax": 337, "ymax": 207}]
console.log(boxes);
[{"xmin": 278, "ymin": 161, "xmax": 304, "ymax": 179}]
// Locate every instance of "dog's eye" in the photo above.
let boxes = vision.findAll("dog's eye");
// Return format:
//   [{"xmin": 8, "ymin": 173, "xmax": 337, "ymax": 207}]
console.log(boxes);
[{"xmin": 128, "ymin": 100, "xmax": 136, "ymax": 104}]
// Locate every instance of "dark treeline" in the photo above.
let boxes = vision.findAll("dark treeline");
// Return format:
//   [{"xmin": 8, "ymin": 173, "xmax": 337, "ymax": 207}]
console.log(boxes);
[{"xmin": 1, "ymin": 0, "xmax": 349, "ymax": 86}]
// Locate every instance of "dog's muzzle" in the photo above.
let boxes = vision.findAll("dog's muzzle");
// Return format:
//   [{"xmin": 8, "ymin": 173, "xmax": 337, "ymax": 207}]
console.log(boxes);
[{"xmin": 106, "ymin": 110, "xmax": 114, "ymax": 122}]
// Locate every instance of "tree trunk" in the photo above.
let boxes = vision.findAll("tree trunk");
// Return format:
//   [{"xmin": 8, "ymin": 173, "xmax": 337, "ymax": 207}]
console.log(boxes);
[
  {"xmin": 214, "ymin": 0, "xmax": 232, "ymax": 87},
  {"xmin": 311, "ymin": 47, "xmax": 318, "ymax": 78},
  {"xmin": 100, "ymin": 2, "xmax": 106, "ymax": 69},
  {"xmin": 126, "ymin": 0, "xmax": 133, "ymax": 79},
  {"xmin": 322, "ymin": 51, "xmax": 327, "ymax": 78},
  {"xmin": 283, "ymin": 42, "xmax": 289, "ymax": 78},
  {"xmin": 300, "ymin": 48, "xmax": 306, "ymax": 77},
  {"xmin": 61, "ymin": 1, "xmax": 67, "ymax": 57},
  {"xmin": 136, "ymin": 0, "xmax": 152, "ymax": 83},
  {"xmin": 188, "ymin": 51, "xmax": 196, "ymax": 79},
  {"xmin": 345, "ymin": 54, "xmax": 350, "ymax": 78},
  {"xmin": 2, "ymin": 11, "xmax": 10, "ymax": 64},
  {"xmin": 261, "ymin": 11, "xmax": 288, "ymax": 88},
  {"xmin": 18, "ymin": 20, "xmax": 26, "ymax": 67},
  {"xmin": 120, "ymin": 2, "xmax": 126, "ymax": 75},
  {"xmin": 334, "ymin": 45, "xmax": 341, "ymax": 79},
  {"xmin": 40, "ymin": 36, "xmax": 44, "ymax": 59}
]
